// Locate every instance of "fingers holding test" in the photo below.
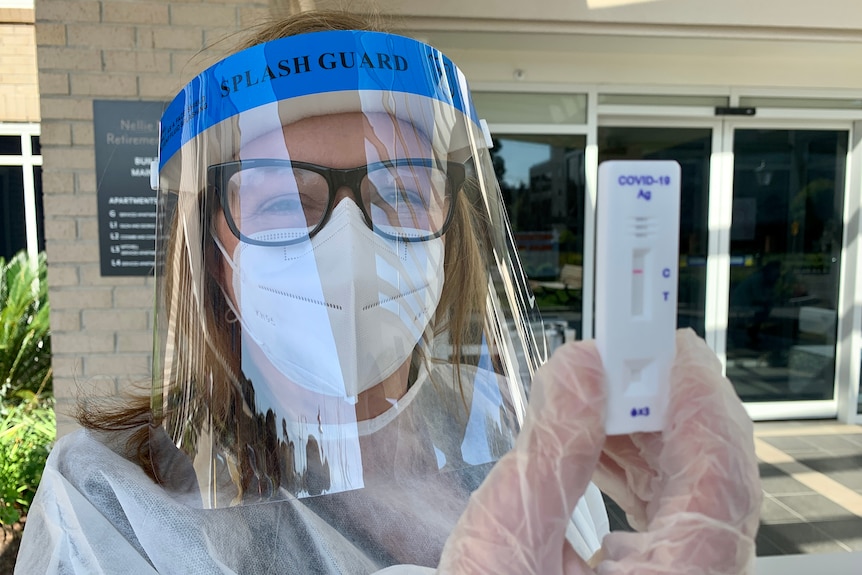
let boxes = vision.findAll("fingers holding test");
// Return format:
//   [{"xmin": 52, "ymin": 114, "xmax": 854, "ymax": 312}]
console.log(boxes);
[
  {"xmin": 653, "ymin": 329, "xmax": 761, "ymax": 534},
  {"xmin": 438, "ymin": 340, "xmax": 607, "ymax": 575},
  {"xmin": 597, "ymin": 330, "xmax": 762, "ymax": 574}
]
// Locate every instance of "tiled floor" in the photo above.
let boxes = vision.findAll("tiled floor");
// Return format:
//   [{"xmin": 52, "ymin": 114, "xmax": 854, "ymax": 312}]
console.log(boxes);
[
  {"xmin": 602, "ymin": 420, "xmax": 862, "ymax": 557},
  {"xmin": 755, "ymin": 421, "xmax": 862, "ymax": 555}
]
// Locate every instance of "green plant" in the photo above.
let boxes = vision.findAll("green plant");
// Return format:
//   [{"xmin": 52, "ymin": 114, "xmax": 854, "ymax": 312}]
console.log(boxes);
[
  {"xmin": 0, "ymin": 250, "xmax": 54, "ymax": 526},
  {"xmin": 0, "ymin": 391, "xmax": 55, "ymax": 526},
  {"xmin": 1, "ymin": 250, "xmax": 52, "ymax": 404}
]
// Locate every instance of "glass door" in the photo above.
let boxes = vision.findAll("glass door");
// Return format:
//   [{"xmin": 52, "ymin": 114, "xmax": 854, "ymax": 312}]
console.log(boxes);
[
  {"xmin": 491, "ymin": 134, "xmax": 588, "ymax": 344},
  {"xmin": 725, "ymin": 128, "xmax": 848, "ymax": 404},
  {"xmin": 594, "ymin": 119, "xmax": 852, "ymax": 417},
  {"xmin": 597, "ymin": 126, "xmax": 713, "ymax": 338}
]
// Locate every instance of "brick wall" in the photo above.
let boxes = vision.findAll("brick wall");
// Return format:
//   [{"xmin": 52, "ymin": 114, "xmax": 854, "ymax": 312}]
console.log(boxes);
[
  {"xmin": 0, "ymin": 7, "xmax": 39, "ymax": 122},
  {"xmin": 35, "ymin": 0, "xmax": 271, "ymax": 437}
]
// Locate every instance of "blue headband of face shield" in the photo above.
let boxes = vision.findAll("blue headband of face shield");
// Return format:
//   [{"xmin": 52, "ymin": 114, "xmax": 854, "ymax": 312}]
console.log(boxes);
[{"xmin": 157, "ymin": 30, "xmax": 483, "ymax": 170}]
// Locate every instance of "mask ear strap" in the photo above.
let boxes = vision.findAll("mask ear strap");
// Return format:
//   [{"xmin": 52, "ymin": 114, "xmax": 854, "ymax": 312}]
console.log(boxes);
[
  {"xmin": 210, "ymin": 232, "xmax": 244, "ymax": 328},
  {"xmin": 211, "ymin": 233, "xmax": 239, "ymax": 272}
]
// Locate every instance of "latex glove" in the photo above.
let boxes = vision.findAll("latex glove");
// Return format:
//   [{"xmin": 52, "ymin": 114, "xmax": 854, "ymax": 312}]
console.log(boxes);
[
  {"xmin": 437, "ymin": 328, "xmax": 761, "ymax": 575},
  {"xmin": 594, "ymin": 329, "xmax": 762, "ymax": 574}
]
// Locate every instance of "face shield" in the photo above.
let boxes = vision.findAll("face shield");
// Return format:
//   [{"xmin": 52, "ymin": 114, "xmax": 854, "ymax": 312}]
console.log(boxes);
[{"xmin": 152, "ymin": 29, "xmax": 546, "ymax": 524}]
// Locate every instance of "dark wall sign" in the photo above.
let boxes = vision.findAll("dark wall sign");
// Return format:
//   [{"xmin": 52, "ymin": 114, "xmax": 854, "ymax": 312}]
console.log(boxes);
[{"xmin": 94, "ymin": 100, "xmax": 166, "ymax": 276}]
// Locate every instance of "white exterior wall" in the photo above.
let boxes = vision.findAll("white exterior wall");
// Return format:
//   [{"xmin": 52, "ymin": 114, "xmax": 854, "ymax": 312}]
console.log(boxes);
[
  {"xmin": 327, "ymin": 0, "xmax": 862, "ymax": 92},
  {"xmin": 385, "ymin": 0, "xmax": 862, "ymax": 31},
  {"xmin": 407, "ymin": 33, "xmax": 862, "ymax": 93}
]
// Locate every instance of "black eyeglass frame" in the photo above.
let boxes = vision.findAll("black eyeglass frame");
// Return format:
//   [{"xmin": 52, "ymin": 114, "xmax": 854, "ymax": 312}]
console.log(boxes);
[{"xmin": 208, "ymin": 158, "xmax": 466, "ymax": 246}]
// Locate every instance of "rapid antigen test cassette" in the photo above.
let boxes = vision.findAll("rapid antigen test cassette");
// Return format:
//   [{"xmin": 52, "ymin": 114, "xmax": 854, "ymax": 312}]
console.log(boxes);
[{"xmin": 596, "ymin": 160, "xmax": 681, "ymax": 435}]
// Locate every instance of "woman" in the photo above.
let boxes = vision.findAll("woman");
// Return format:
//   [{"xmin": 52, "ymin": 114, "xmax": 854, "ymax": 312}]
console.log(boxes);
[{"xmin": 16, "ymin": 10, "xmax": 760, "ymax": 575}]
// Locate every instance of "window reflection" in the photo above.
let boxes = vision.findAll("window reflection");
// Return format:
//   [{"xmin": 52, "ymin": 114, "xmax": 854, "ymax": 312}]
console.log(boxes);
[
  {"xmin": 0, "ymin": 165, "xmax": 26, "ymax": 260},
  {"xmin": 0, "ymin": 135, "xmax": 22, "ymax": 156},
  {"xmin": 493, "ymin": 135, "xmax": 587, "ymax": 342},
  {"xmin": 0, "ymin": 133, "xmax": 44, "ymax": 260},
  {"xmin": 34, "ymin": 166, "xmax": 45, "ymax": 253},
  {"xmin": 598, "ymin": 127, "xmax": 712, "ymax": 338},
  {"xmin": 727, "ymin": 130, "xmax": 847, "ymax": 403}
]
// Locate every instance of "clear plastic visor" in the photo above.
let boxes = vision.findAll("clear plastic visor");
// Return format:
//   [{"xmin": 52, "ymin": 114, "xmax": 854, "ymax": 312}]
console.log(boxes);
[{"xmin": 153, "ymin": 35, "xmax": 545, "ymax": 513}]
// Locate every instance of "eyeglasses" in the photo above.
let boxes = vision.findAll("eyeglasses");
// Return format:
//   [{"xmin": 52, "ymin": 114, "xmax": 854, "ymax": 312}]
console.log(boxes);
[{"xmin": 208, "ymin": 158, "xmax": 465, "ymax": 246}]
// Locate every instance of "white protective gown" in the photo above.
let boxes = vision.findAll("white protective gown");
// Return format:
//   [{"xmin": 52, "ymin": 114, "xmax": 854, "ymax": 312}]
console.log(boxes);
[{"xmin": 16, "ymin": 367, "xmax": 609, "ymax": 574}]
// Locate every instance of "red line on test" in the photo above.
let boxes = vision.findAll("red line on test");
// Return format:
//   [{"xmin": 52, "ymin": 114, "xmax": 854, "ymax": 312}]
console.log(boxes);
[{"xmin": 633, "ymin": 269, "xmax": 643, "ymax": 274}]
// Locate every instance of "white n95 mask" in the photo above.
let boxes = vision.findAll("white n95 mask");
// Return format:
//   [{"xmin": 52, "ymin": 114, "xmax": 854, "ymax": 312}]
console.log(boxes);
[{"xmin": 215, "ymin": 200, "xmax": 445, "ymax": 398}]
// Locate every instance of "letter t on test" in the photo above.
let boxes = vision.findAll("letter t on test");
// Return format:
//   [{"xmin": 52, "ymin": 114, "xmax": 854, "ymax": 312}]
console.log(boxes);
[{"xmin": 596, "ymin": 160, "xmax": 681, "ymax": 435}]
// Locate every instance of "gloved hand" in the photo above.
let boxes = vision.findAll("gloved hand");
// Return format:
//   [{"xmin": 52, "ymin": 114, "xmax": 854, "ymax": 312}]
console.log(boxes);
[{"xmin": 437, "ymin": 328, "xmax": 761, "ymax": 575}]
